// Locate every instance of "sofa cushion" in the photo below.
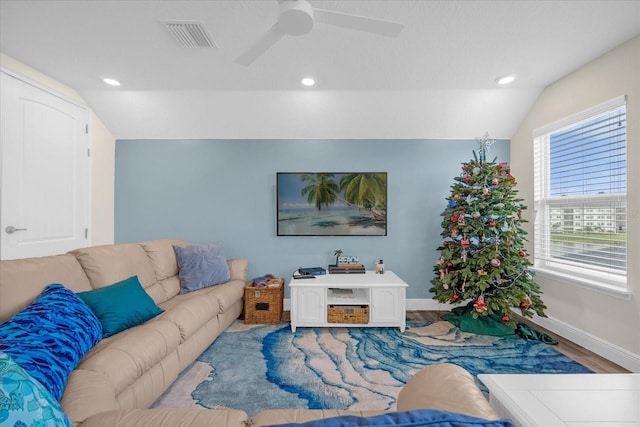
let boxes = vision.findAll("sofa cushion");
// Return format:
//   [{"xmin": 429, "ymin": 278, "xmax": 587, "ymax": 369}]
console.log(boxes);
[
  {"xmin": 207, "ymin": 280, "xmax": 246, "ymax": 313},
  {"xmin": 0, "ymin": 253, "xmax": 92, "ymax": 323},
  {"xmin": 0, "ymin": 283, "xmax": 102, "ymax": 401},
  {"xmin": 76, "ymin": 320, "xmax": 181, "ymax": 396},
  {"xmin": 78, "ymin": 276, "xmax": 164, "ymax": 338},
  {"xmin": 174, "ymin": 242, "xmax": 230, "ymax": 294},
  {"xmin": 159, "ymin": 289, "xmax": 222, "ymax": 341},
  {"xmin": 158, "ymin": 280, "xmax": 244, "ymax": 317},
  {"xmin": 263, "ymin": 410, "xmax": 514, "ymax": 427},
  {"xmin": 0, "ymin": 350, "xmax": 72, "ymax": 427},
  {"xmin": 70, "ymin": 243, "xmax": 157, "ymax": 291},
  {"xmin": 140, "ymin": 239, "xmax": 189, "ymax": 281}
]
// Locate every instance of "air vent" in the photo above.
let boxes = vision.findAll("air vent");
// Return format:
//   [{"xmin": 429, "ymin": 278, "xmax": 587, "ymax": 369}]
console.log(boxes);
[{"xmin": 164, "ymin": 21, "xmax": 217, "ymax": 48}]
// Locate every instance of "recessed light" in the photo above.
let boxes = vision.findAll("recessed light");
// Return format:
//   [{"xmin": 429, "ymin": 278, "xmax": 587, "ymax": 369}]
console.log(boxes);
[
  {"xmin": 495, "ymin": 74, "xmax": 516, "ymax": 85},
  {"xmin": 103, "ymin": 78, "xmax": 121, "ymax": 86},
  {"xmin": 301, "ymin": 77, "xmax": 315, "ymax": 87}
]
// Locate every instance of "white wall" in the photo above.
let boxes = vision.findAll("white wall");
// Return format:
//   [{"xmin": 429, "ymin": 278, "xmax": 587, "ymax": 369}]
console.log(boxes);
[
  {"xmin": 0, "ymin": 53, "xmax": 116, "ymax": 246},
  {"xmin": 83, "ymin": 89, "xmax": 539, "ymax": 141},
  {"xmin": 89, "ymin": 114, "xmax": 115, "ymax": 245},
  {"xmin": 511, "ymin": 36, "xmax": 640, "ymax": 371}
]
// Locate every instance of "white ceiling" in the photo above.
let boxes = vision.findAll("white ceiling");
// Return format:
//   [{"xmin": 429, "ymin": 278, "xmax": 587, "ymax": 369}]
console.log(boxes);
[{"xmin": 1, "ymin": 0, "xmax": 639, "ymax": 139}]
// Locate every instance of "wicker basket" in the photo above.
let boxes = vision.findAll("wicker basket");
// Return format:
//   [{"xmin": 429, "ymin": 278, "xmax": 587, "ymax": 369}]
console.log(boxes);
[
  {"xmin": 327, "ymin": 305, "xmax": 369, "ymax": 324},
  {"xmin": 244, "ymin": 278, "xmax": 284, "ymax": 324}
]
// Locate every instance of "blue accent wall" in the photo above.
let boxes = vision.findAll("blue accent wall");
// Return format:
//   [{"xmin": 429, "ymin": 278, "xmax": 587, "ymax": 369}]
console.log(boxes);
[{"xmin": 115, "ymin": 139, "xmax": 510, "ymax": 299}]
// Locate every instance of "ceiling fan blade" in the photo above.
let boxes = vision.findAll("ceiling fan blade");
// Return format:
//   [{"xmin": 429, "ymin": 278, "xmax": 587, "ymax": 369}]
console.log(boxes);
[
  {"xmin": 235, "ymin": 24, "xmax": 286, "ymax": 66},
  {"xmin": 313, "ymin": 8, "xmax": 403, "ymax": 37}
]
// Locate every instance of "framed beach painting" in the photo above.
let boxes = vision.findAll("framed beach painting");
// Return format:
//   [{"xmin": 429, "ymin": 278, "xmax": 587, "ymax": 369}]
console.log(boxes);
[{"xmin": 277, "ymin": 172, "xmax": 387, "ymax": 236}]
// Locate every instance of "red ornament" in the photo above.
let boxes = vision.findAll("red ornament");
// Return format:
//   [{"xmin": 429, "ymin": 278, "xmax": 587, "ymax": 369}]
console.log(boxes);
[
  {"xmin": 464, "ymin": 175, "xmax": 471, "ymax": 183},
  {"xmin": 519, "ymin": 251, "xmax": 526, "ymax": 257},
  {"xmin": 502, "ymin": 314, "xmax": 510, "ymax": 322},
  {"xmin": 446, "ymin": 261, "xmax": 453, "ymax": 268},
  {"xmin": 452, "ymin": 293, "xmax": 459, "ymax": 301},
  {"xmin": 451, "ymin": 214, "xmax": 459, "ymax": 223},
  {"xmin": 488, "ymin": 220, "xmax": 496, "ymax": 227},
  {"xmin": 443, "ymin": 241, "xmax": 449, "ymax": 247},
  {"xmin": 491, "ymin": 258, "xmax": 501, "ymax": 267},
  {"xmin": 474, "ymin": 295, "xmax": 487, "ymax": 313}
]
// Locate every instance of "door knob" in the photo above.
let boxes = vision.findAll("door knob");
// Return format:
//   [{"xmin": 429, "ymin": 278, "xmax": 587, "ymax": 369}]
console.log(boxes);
[{"xmin": 5, "ymin": 226, "xmax": 27, "ymax": 234}]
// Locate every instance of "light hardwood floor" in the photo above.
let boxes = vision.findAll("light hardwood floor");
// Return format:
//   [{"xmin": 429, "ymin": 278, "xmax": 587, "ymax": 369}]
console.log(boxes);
[{"xmin": 282, "ymin": 310, "xmax": 630, "ymax": 373}]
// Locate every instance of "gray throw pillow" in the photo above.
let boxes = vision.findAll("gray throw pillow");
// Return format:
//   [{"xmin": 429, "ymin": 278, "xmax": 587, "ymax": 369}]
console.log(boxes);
[{"xmin": 174, "ymin": 242, "xmax": 231, "ymax": 294}]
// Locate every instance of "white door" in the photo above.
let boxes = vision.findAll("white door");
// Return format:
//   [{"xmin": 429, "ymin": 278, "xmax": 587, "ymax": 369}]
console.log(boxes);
[{"xmin": 0, "ymin": 71, "xmax": 90, "ymax": 260}]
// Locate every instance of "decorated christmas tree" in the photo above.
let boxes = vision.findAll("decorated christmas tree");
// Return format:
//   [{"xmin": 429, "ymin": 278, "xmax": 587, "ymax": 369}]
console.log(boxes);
[{"xmin": 430, "ymin": 134, "xmax": 547, "ymax": 336}]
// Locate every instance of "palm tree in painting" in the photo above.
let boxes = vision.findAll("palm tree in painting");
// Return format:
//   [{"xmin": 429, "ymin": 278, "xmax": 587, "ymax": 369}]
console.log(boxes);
[
  {"xmin": 300, "ymin": 173, "xmax": 340, "ymax": 210},
  {"xmin": 339, "ymin": 173, "xmax": 387, "ymax": 221}
]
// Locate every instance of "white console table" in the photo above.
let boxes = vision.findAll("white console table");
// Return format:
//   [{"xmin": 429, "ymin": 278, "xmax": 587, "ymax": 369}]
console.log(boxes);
[
  {"xmin": 478, "ymin": 373, "xmax": 640, "ymax": 427},
  {"xmin": 288, "ymin": 270, "xmax": 408, "ymax": 332}
]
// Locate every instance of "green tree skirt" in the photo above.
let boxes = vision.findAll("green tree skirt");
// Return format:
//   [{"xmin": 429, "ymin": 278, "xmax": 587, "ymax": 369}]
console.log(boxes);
[
  {"xmin": 444, "ymin": 305, "xmax": 517, "ymax": 337},
  {"xmin": 443, "ymin": 304, "xmax": 558, "ymax": 345}
]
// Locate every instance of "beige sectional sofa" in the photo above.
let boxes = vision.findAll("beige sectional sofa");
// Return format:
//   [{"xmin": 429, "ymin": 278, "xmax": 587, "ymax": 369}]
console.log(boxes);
[
  {"xmin": 1, "ymin": 238, "xmax": 250, "ymax": 426},
  {"xmin": 0, "ymin": 239, "xmax": 501, "ymax": 426}
]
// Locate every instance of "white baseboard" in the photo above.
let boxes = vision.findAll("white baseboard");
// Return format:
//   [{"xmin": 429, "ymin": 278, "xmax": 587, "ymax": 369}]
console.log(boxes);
[
  {"xmin": 283, "ymin": 298, "xmax": 640, "ymax": 373},
  {"xmin": 525, "ymin": 314, "xmax": 640, "ymax": 373}
]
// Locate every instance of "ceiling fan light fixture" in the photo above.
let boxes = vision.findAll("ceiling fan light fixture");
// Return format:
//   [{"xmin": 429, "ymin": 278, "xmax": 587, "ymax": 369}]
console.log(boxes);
[
  {"xmin": 496, "ymin": 74, "xmax": 516, "ymax": 85},
  {"xmin": 301, "ymin": 77, "xmax": 316, "ymax": 87},
  {"xmin": 235, "ymin": 0, "xmax": 404, "ymax": 66},
  {"xmin": 278, "ymin": 0, "xmax": 315, "ymax": 35}
]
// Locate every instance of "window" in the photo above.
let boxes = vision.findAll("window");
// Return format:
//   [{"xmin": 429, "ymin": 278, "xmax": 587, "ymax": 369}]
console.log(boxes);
[{"xmin": 533, "ymin": 96, "xmax": 627, "ymax": 295}]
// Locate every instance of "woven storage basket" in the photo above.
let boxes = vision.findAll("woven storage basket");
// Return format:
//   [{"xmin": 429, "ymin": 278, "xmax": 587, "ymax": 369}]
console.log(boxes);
[
  {"xmin": 327, "ymin": 305, "xmax": 369, "ymax": 324},
  {"xmin": 244, "ymin": 278, "xmax": 284, "ymax": 324}
]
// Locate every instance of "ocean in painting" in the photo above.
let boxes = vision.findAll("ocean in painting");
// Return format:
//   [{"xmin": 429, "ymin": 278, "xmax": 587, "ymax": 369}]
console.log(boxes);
[{"xmin": 278, "ymin": 205, "xmax": 385, "ymax": 236}]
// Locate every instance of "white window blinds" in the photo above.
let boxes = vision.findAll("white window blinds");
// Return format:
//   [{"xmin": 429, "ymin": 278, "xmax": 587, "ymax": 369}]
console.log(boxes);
[{"xmin": 533, "ymin": 96, "xmax": 627, "ymax": 288}]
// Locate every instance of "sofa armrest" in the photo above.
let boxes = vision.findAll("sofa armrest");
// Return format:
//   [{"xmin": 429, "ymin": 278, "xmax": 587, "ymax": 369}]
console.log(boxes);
[
  {"xmin": 79, "ymin": 408, "xmax": 248, "ymax": 427},
  {"xmin": 227, "ymin": 258, "xmax": 249, "ymax": 283},
  {"xmin": 61, "ymin": 369, "xmax": 120, "ymax": 425},
  {"xmin": 397, "ymin": 363, "xmax": 499, "ymax": 421}
]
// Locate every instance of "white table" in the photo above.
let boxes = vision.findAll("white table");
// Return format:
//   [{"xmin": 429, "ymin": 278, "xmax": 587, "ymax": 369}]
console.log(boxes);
[
  {"xmin": 478, "ymin": 373, "xmax": 640, "ymax": 427},
  {"xmin": 288, "ymin": 270, "xmax": 408, "ymax": 332}
]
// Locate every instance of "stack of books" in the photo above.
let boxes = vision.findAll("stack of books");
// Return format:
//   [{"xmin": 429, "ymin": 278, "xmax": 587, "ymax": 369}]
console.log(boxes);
[{"xmin": 328, "ymin": 264, "xmax": 365, "ymax": 274}]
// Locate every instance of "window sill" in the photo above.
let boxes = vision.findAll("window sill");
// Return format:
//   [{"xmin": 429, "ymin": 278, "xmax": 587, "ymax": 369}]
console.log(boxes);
[{"xmin": 532, "ymin": 267, "xmax": 631, "ymax": 300}]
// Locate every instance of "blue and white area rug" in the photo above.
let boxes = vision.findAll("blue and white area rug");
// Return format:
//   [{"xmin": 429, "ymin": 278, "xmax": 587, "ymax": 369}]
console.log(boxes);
[{"xmin": 153, "ymin": 320, "xmax": 591, "ymax": 417}]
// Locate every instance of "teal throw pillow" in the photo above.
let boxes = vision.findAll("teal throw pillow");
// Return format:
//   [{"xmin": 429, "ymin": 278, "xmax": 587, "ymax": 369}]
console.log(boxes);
[
  {"xmin": 174, "ymin": 242, "xmax": 231, "ymax": 294},
  {"xmin": 78, "ymin": 276, "xmax": 163, "ymax": 338},
  {"xmin": 0, "ymin": 350, "xmax": 72, "ymax": 426},
  {"xmin": 0, "ymin": 283, "xmax": 102, "ymax": 401}
]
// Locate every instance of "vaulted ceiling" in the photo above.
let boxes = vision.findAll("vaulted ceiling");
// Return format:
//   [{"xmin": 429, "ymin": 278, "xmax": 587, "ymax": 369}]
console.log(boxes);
[{"xmin": 2, "ymin": 1, "xmax": 639, "ymax": 139}]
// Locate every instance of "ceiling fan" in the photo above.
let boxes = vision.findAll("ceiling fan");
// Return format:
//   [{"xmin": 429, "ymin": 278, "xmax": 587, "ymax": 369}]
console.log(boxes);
[{"xmin": 235, "ymin": 0, "xmax": 404, "ymax": 66}]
